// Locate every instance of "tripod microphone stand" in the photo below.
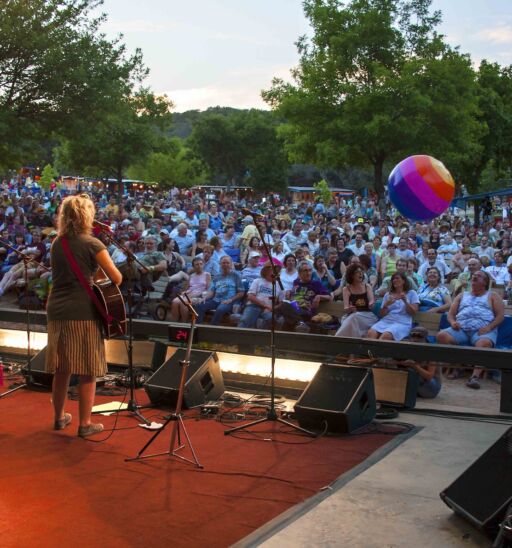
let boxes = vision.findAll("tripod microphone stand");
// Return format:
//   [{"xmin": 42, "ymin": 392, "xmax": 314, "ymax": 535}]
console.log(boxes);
[
  {"xmin": 0, "ymin": 241, "xmax": 50, "ymax": 398},
  {"xmin": 91, "ymin": 227, "xmax": 150, "ymax": 424},
  {"xmin": 224, "ymin": 212, "xmax": 314, "ymax": 437},
  {"xmin": 127, "ymin": 293, "xmax": 202, "ymax": 468}
]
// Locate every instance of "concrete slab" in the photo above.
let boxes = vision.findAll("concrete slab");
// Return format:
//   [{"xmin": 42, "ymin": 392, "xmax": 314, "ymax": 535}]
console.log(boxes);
[{"xmin": 242, "ymin": 413, "xmax": 509, "ymax": 547}]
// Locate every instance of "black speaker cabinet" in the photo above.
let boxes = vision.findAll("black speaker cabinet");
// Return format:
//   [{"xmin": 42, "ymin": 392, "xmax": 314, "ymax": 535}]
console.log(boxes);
[
  {"xmin": 145, "ymin": 349, "xmax": 224, "ymax": 409},
  {"xmin": 294, "ymin": 363, "xmax": 376, "ymax": 433},
  {"xmin": 22, "ymin": 347, "xmax": 100, "ymax": 388},
  {"xmin": 22, "ymin": 346, "xmax": 52, "ymax": 387},
  {"xmin": 440, "ymin": 427, "xmax": 512, "ymax": 538},
  {"xmin": 373, "ymin": 367, "xmax": 419, "ymax": 408}
]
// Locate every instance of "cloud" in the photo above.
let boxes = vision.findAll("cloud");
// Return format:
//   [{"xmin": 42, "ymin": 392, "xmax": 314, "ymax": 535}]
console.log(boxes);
[
  {"xmin": 477, "ymin": 25, "xmax": 512, "ymax": 44},
  {"xmin": 101, "ymin": 19, "xmax": 176, "ymax": 34},
  {"xmin": 162, "ymin": 84, "xmax": 271, "ymax": 112}
]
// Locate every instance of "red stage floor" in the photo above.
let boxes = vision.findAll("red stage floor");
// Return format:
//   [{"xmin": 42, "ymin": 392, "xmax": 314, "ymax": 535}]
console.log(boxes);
[{"xmin": 1, "ymin": 387, "xmax": 394, "ymax": 547}]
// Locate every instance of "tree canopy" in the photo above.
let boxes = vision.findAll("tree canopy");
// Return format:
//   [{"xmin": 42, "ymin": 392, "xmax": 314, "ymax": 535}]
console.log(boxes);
[
  {"xmin": 0, "ymin": 0, "xmax": 148, "ymax": 167},
  {"xmin": 263, "ymin": 0, "xmax": 484, "ymax": 196},
  {"xmin": 188, "ymin": 109, "xmax": 289, "ymax": 191}
]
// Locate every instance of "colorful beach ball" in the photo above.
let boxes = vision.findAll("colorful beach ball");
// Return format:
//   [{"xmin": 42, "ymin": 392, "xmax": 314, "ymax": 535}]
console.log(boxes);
[{"xmin": 387, "ymin": 155, "xmax": 455, "ymax": 221}]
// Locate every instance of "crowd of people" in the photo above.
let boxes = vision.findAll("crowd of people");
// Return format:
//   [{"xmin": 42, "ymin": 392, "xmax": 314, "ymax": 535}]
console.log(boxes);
[{"xmin": 1, "ymin": 181, "xmax": 511, "ymax": 395}]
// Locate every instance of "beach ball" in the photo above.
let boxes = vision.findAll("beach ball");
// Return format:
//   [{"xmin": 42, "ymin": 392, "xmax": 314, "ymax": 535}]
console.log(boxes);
[{"xmin": 387, "ymin": 155, "xmax": 455, "ymax": 221}]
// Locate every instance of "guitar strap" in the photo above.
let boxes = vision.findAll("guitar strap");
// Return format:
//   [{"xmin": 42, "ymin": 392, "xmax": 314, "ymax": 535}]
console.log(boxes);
[{"xmin": 60, "ymin": 236, "xmax": 113, "ymax": 326}]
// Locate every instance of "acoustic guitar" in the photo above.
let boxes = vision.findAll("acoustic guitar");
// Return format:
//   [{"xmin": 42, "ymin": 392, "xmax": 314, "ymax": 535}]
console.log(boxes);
[{"xmin": 93, "ymin": 269, "xmax": 127, "ymax": 339}]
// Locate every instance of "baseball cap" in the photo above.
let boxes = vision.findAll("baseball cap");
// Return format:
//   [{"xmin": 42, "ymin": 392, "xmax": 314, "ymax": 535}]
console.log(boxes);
[
  {"xmin": 248, "ymin": 251, "xmax": 262, "ymax": 259},
  {"xmin": 159, "ymin": 229, "xmax": 170, "ymax": 236}
]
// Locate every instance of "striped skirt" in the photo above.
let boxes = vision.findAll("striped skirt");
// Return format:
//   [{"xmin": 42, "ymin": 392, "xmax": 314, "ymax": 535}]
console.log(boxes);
[{"xmin": 45, "ymin": 320, "xmax": 107, "ymax": 377}]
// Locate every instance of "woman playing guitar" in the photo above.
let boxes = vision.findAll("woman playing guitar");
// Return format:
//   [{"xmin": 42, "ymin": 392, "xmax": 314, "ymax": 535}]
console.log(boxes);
[{"xmin": 45, "ymin": 194, "xmax": 122, "ymax": 438}]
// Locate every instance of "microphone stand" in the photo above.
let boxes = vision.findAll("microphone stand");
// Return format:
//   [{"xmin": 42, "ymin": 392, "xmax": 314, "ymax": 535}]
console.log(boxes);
[
  {"xmin": 224, "ymin": 213, "xmax": 314, "ymax": 437},
  {"xmin": 0, "ymin": 240, "xmax": 50, "ymax": 398},
  {"xmin": 127, "ymin": 293, "xmax": 202, "ymax": 468},
  {"xmin": 91, "ymin": 227, "xmax": 150, "ymax": 424}
]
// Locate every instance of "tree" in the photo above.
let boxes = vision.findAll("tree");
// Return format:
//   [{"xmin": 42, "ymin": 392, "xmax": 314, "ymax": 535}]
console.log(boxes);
[
  {"xmin": 39, "ymin": 164, "xmax": 58, "ymax": 190},
  {"xmin": 456, "ymin": 61, "xmax": 512, "ymax": 193},
  {"xmin": 263, "ymin": 0, "xmax": 483, "ymax": 197},
  {"xmin": 58, "ymin": 90, "xmax": 173, "ymax": 197},
  {"xmin": 127, "ymin": 138, "xmax": 208, "ymax": 187},
  {"xmin": 188, "ymin": 109, "xmax": 288, "ymax": 191},
  {"xmin": 0, "ymin": 0, "xmax": 147, "ymax": 163},
  {"xmin": 313, "ymin": 179, "xmax": 333, "ymax": 204}
]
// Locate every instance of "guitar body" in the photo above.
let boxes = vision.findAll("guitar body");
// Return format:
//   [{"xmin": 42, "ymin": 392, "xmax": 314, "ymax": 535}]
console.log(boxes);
[{"xmin": 92, "ymin": 269, "xmax": 127, "ymax": 339}]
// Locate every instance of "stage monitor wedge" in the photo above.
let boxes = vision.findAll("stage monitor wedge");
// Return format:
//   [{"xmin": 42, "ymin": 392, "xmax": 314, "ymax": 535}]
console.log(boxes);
[
  {"xmin": 440, "ymin": 427, "xmax": 512, "ymax": 539},
  {"xmin": 294, "ymin": 363, "xmax": 376, "ymax": 433},
  {"xmin": 145, "ymin": 348, "xmax": 224, "ymax": 409}
]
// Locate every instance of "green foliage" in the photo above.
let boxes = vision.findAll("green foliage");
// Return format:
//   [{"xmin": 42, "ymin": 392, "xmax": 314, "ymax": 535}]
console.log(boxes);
[
  {"xmin": 127, "ymin": 139, "xmax": 208, "ymax": 187},
  {"xmin": 455, "ymin": 61, "xmax": 512, "ymax": 193},
  {"xmin": 58, "ymin": 90, "xmax": 173, "ymax": 186},
  {"xmin": 188, "ymin": 109, "xmax": 288, "ymax": 191},
  {"xmin": 313, "ymin": 179, "xmax": 333, "ymax": 204},
  {"xmin": 0, "ymin": 0, "xmax": 147, "ymax": 164},
  {"xmin": 264, "ymin": 0, "xmax": 482, "ymax": 197},
  {"xmin": 39, "ymin": 164, "xmax": 57, "ymax": 190}
]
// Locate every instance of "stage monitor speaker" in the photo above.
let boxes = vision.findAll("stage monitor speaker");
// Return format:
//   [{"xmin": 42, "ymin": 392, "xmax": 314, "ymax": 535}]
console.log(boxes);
[
  {"xmin": 145, "ymin": 348, "xmax": 224, "ymax": 409},
  {"xmin": 373, "ymin": 367, "xmax": 419, "ymax": 408},
  {"xmin": 440, "ymin": 427, "xmax": 512, "ymax": 538},
  {"xmin": 294, "ymin": 363, "xmax": 376, "ymax": 433},
  {"xmin": 22, "ymin": 346, "xmax": 52, "ymax": 387}
]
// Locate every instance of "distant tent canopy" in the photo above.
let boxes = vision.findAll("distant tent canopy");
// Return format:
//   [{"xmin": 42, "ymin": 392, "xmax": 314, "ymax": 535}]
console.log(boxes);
[{"xmin": 451, "ymin": 185, "xmax": 512, "ymax": 209}]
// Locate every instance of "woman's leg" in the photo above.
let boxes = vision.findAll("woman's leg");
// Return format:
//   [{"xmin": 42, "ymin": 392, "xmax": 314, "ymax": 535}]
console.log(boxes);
[
  {"xmin": 179, "ymin": 301, "xmax": 190, "ymax": 321},
  {"xmin": 52, "ymin": 371, "xmax": 72, "ymax": 421},
  {"xmin": 379, "ymin": 331, "xmax": 395, "ymax": 340},
  {"xmin": 78, "ymin": 375, "xmax": 97, "ymax": 427},
  {"xmin": 366, "ymin": 328, "xmax": 379, "ymax": 339},
  {"xmin": 169, "ymin": 297, "xmax": 181, "ymax": 321}
]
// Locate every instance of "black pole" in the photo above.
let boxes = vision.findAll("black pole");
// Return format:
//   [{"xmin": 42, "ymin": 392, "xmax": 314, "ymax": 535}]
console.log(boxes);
[{"xmin": 223, "ymin": 212, "xmax": 314, "ymax": 437}]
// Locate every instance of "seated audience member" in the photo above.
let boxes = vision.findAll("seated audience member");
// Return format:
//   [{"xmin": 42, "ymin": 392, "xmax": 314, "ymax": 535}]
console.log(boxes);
[
  {"xmin": 417, "ymin": 248, "xmax": 451, "ymax": 283},
  {"xmin": 191, "ymin": 229, "xmax": 209, "ymax": 257},
  {"xmin": 0, "ymin": 247, "xmax": 42, "ymax": 297},
  {"xmin": 376, "ymin": 258, "xmax": 418, "ymax": 297},
  {"xmin": 279, "ymin": 253, "xmax": 298, "ymax": 292},
  {"xmin": 173, "ymin": 223, "xmax": 195, "ymax": 256},
  {"xmin": 312, "ymin": 255, "xmax": 337, "ymax": 291},
  {"xmin": 367, "ymin": 272, "xmax": 419, "ymax": 341},
  {"xmin": 278, "ymin": 260, "xmax": 332, "ymax": 332},
  {"xmin": 196, "ymin": 244, "xmax": 220, "ymax": 278},
  {"xmin": 453, "ymin": 257, "xmax": 482, "ymax": 294},
  {"xmin": 241, "ymin": 251, "xmax": 263, "ymax": 285},
  {"xmin": 196, "ymin": 256, "xmax": 244, "ymax": 325},
  {"xmin": 240, "ymin": 236, "xmax": 261, "ymax": 266},
  {"xmin": 407, "ymin": 258, "xmax": 423, "ymax": 288},
  {"xmin": 169, "ymin": 257, "xmax": 210, "ymax": 322},
  {"xmin": 485, "ymin": 251, "xmax": 509, "ymax": 286},
  {"xmin": 238, "ymin": 262, "xmax": 282, "ymax": 329},
  {"xmin": 379, "ymin": 241, "xmax": 399, "ymax": 278},
  {"xmin": 335, "ymin": 263, "xmax": 377, "ymax": 338},
  {"xmin": 437, "ymin": 271, "xmax": 505, "ymax": 389},
  {"xmin": 137, "ymin": 236, "xmax": 168, "ymax": 291},
  {"xmin": 437, "ymin": 233, "xmax": 459, "ymax": 261},
  {"xmin": 409, "ymin": 362, "xmax": 442, "ymax": 399},
  {"xmin": 473, "ymin": 236, "xmax": 495, "ymax": 261},
  {"xmin": 417, "ymin": 266, "xmax": 452, "ymax": 312}
]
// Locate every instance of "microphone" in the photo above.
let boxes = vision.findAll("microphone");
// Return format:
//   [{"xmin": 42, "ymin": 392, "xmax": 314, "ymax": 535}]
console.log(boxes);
[
  {"xmin": 241, "ymin": 208, "xmax": 263, "ymax": 218},
  {"xmin": 93, "ymin": 220, "xmax": 113, "ymax": 233}
]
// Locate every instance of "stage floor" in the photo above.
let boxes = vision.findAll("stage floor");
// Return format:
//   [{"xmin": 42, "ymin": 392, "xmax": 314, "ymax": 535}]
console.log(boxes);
[
  {"xmin": 244, "ymin": 401, "xmax": 509, "ymax": 548},
  {"xmin": 0, "ymin": 386, "xmax": 396, "ymax": 548}
]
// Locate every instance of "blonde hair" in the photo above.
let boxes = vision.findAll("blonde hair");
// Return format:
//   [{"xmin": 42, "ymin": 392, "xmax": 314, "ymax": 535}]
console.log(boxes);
[{"xmin": 57, "ymin": 194, "xmax": 95, "ymax": 237}]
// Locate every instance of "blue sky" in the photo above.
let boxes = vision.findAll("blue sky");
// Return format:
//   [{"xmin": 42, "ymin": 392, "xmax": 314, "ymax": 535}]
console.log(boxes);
[{"xmin": 96, "ymin": 0, "xmax": 512, "ymax": 112}]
